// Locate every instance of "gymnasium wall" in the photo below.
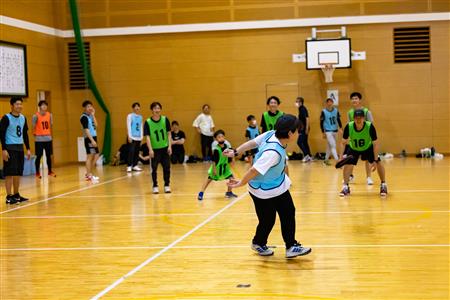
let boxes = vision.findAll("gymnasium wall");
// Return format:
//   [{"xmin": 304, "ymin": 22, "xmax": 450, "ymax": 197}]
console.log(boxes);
[
  {"xmin": 0, "ymin": 2, "xmax": 72, "ymax": 164},
  {"xmin": 63, "ymin": 20, "xmax": 448, "ymax": 158},
  {"xmin": 1, "ymin": 1, "xmax": 449, "ymax": 163},
  {"xmin": 59, "ymin": 0, "xmax": 449, "ymax": 29}
]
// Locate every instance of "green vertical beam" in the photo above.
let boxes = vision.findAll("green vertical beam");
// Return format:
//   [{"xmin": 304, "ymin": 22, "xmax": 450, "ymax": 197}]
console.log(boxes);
[{"xmin": 68, "ymin": 0, "xmax": 112, "ymax": 163}]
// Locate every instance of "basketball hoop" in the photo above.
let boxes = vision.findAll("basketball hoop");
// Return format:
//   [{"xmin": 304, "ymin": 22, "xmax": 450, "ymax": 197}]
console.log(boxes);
[{"xmin": 321, "ymin": 64, "xmax": 335, "ymax": 83}]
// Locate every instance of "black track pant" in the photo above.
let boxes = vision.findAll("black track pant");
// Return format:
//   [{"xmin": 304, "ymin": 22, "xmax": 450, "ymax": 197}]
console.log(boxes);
[
  {"xmin": 35, "ymin": 141, "xmax": 53, "ymax": 173},
  {"xmin": 151, "ymin": 148, "xmax": 171, "ymax": 187},
  {"xmin": 250, "ymin": 190, "xmax": 298, "ymax": 249}
]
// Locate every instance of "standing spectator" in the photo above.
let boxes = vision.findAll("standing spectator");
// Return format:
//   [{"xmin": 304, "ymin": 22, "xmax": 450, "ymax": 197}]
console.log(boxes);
[
  {"xmin": 126, "ymin": 102, "xmax": 143, "ymax": 172},
  {"xmin": 32, "ymin": 100, "xmax": 55, "ymax": 178},
  {"xmin": 144, "ymin": 101, "xmax": 172, "ymax": 194},
  {"xmin": 347, "ymin": 92, "xmax": 375, "ymax": 185},
  {"xmin": 193, "ymin": 104, "xmax": 215, "ymax": 161},
  {"xmin": 296, "ymin": 97, "xmax": 312, "ymax": 162},
  {"xmin": 320, "ymin": 98, "xmax": 342, "ymax": 165},
  {"xmin": 170, "ymin": 121, "xmax": 186, "ymax": 164},
  {"xmin": 260, "ymin": 96, "xmax": 283, "ymax": 133},
  {"xmin": 80, "ymin": 100, "xmax": 100, "ymax": 182},
  {"xmin": 1, "ymin": 97, "xmax": 31, "ymax": 204}
]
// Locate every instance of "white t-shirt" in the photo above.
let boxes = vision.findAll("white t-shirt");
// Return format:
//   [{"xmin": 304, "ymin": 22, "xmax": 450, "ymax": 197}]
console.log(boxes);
[
  {"xmin": 248, "ymin": 131, "xmax": 291, "ymax": 199},
  {"xmin": 192, "ymin": 113, "xmax": 215, "ymax": 136}
]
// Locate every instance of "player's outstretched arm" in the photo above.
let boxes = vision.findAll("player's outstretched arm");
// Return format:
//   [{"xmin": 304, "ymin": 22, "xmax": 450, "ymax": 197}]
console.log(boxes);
[{"xmin": 227, "ymin": 167, "xmax": 260, "ymax": 188}]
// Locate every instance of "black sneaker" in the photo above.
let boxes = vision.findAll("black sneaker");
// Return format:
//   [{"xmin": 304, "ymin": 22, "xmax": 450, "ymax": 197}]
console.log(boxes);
[
  {"xmin": 6, "ymin": 195, "xmax": 18, "ymax": 204},
  {"xmin": 14, "ymin": 193, "xmax": 29, "ymax": 202},
  {"xmin": 335, "ymin": 155, "xmax": 354, "ymax": 169}
]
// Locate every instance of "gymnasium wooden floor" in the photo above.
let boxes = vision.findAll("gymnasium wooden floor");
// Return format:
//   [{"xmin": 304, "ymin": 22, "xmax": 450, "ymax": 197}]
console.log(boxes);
[{"xmin": 1, "ymin": 158, "xmax": 449, "ymax": 299}]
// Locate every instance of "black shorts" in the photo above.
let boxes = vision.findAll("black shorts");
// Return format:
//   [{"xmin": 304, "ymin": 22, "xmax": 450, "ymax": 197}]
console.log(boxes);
[
  {"xmin": 344, "ymin": 145, "xmax": 378, "ymax": 165},
  {"xmin": 84, "ymin": 136, "xmax": 99, "ymax": 155},
  {"xmin": 3, "ymin": 150, "xmax": 24, "ymax": 176}
]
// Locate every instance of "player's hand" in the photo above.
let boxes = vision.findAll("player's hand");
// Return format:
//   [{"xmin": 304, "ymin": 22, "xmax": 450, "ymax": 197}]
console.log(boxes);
[
  {"xmin": 223, "ymin": 149, "xmax": 235, "ymax": 158},
  {"xmin": 370, "ymin": 162, "xmax": 377, "ymax": 172},
  {"xmin": 149, "ymin": 149, "xmax": 154, "ymax": 158},
  {"xmin": 167, "ymin": 147, "xmax": 172, "ymax": 155},
  {"xmin": 91, "ymin": 140, "xmax": 98, "ymax": 147},
  {"xmin": 128, "ymin": 137, "xmax": 132, "ymax": 143},
  {"xmin": 26, "ymin": 150, "xmax": 31, "ymax": 160},
  {"xmin": 322, "ymin": 133, "xmax": 326, "ymax": 139},
  {"xmin": 227, "ymin": 178, "xmax": 242, "ymax": 188},
  {"xmin": 2, "ymin": 150, "xmax": 9, "ymax": 162}
]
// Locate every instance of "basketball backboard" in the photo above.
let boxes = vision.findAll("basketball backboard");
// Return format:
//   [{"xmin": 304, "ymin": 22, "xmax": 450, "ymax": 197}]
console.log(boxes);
[{"xmin": 306, "ymin": 38, "xmax": 351, "ymax": 69}]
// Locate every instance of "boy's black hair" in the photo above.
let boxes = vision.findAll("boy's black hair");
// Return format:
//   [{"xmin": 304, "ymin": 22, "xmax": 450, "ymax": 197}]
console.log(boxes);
[
  {"xmin": 266, "ymin": 96, "xmax": 280, "ymax": 105},
  {"xmin": 350, "ymin": 92, "xmax": 362, "ymax": 100},
  {"xmin": 132, "ymin": 102, "xmax": 140, "ymax": 108},
  {"xmin": 275, "ymin": 114, "xmax": 300, "ymax": 139},
  {"xmin": 213, "ymin": 129, "xmax": 225, "ymax": 138},
  {"xmin": 296, "ymin": 96, "xmax": 304, "ymax": 104},
  {"xmin": 171, "ymin": 120, "xmax": 179, "ymax": 126},
  {"xmin": 82, "ymin": 100, "xmax": 93, "ymax": 108},
  {"xmin": 246, "ymin": 114, "xmax": 255, "ymax": 122},
  {"xmin": 10, "ymin": 96, "xmax": 23, "ymax": 105},
  {"xmin": 202, "ymin": 104, "xmax": 210, "ymax": 110},
  {"xmin": 325, "ymin": 98, "xmax": 334, "ymax": 103},
  {"xmin": 38, "ymin": 100, "xmax": 48, "ymax": 107},
  {"xmin": 150, "ymin": 101, "xmax": 162, "ymax": 110}
]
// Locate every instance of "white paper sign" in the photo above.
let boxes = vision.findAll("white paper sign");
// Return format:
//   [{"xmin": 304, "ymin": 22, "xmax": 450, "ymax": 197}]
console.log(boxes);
[
  {"xmin": 327, "ymin": 89, "xmax": 339, "ymax": 106},
  {"xmin": 0, "ymin": 42, "xmax": 27, "ymax": 96}
]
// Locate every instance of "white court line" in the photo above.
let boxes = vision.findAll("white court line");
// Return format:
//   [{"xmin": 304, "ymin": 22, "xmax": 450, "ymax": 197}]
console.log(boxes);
[
  {"xmin": 59, "ymin": 192, "xmax": 230, "ymax": 198},
  {"xmin": 2, "ymin": 210, "xmax": 449, "ymax": 220},
  {"xmin": 56, "ymin": 189, "xmax": 450, "ymax": 200},
  {"xmin": 0, "ymin": 175, "xmax": 129, "ymax": 215},
  {"xmin": 90, "ymin": 192, "xmax": 247, "ymax": 300},
  {"xmin": 2, "ymin": 244, "xmax": 449, "ymax": 252}
]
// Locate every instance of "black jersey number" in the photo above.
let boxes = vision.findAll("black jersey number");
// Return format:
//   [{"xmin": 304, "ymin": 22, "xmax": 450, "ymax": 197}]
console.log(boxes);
[
  {"xmin": 41, "ymin": 121, "xmax": 49, "ymax": 130},
  {"xmin": 135, "ymin": 122, "xmax": 140, "ymax": 131},
  {"xmin": 329, "ymin": 116, "xmax": 336, "ymax": 125},
  {"xmin": 268, "ymin": 123, "xmax": 274, "ymax": 130},
  {"xmin": 153, "ymin": 129, "xmax": 166, "ymax": 142},
  {"xmin": 16, "ymin": 126, "xmax": 22, "ymax": 137},
  {"xmin": 353, "ymin": 139, "xmax": 365, "ymax": 148}
]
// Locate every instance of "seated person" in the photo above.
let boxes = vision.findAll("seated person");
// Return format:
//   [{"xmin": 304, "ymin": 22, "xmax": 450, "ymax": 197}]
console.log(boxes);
[
  {"xmin": 111, "ymin": 141, "xmax": 129, "ymax": 166},
  {"xmin": 139, "ymin": 142, "xmax": 150, "ymax": 165},
  {"xmin": 170, "ymin": 121, "xmax": 186, "ymax": 164}
]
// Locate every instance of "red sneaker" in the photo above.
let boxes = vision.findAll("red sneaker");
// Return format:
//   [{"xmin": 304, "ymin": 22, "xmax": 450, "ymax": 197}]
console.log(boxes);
[
  {"xmin": 35, "ymin": 172, "xmax": 42, "ymax": 179},
  {"xmin": 48, "ymin": 172, "xmax": 56, "ymax": 177}
]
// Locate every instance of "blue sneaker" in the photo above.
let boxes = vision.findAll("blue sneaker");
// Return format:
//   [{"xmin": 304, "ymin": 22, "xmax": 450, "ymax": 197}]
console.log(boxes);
[
  {"xmin": 197, "ymin": 192, "xmax": 204, "ymax": 200},
  {"xmin": 251, "ymin": 244, "xmax": 274, "ymax": 256},
  {"xmin": 225, "ymin": 191, "xmax": 238, "ymax": 198}
]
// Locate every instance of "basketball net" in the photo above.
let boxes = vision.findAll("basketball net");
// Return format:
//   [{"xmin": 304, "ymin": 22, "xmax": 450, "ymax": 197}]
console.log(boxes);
[{"xmin": 321, "ymin": 64, "xmax": 335, "ymax": 83}]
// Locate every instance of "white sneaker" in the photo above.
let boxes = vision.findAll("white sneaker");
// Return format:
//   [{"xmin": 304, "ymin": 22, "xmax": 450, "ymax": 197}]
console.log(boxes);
[
  {"xmin": 152, "ymin": 186, "xmax": 159, "ymax": 194},
  {"xmin": 132, "ymin": 166, "xmax": 142, "ymax": 172},
  {"xmin": 367, "ymin": 177, "xmax": 374, "ymax": 185},
  {"xmin": 126, "ymin": 166, "xmax": 132, "ymax": 172},
  {"xmin": 302, "ymin": 155, "xmax": 311, "ymax": 163},
  {"xmin": 164, "ymin": 186, "xmax": 171, "ymax": 193},
  {"xmin": 286, "ymin": 244, "xmax": 312, "ymax": 258},
  {"xmin": 251, "ymin": 244, "xmax": 274, "ymax": 256}
]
